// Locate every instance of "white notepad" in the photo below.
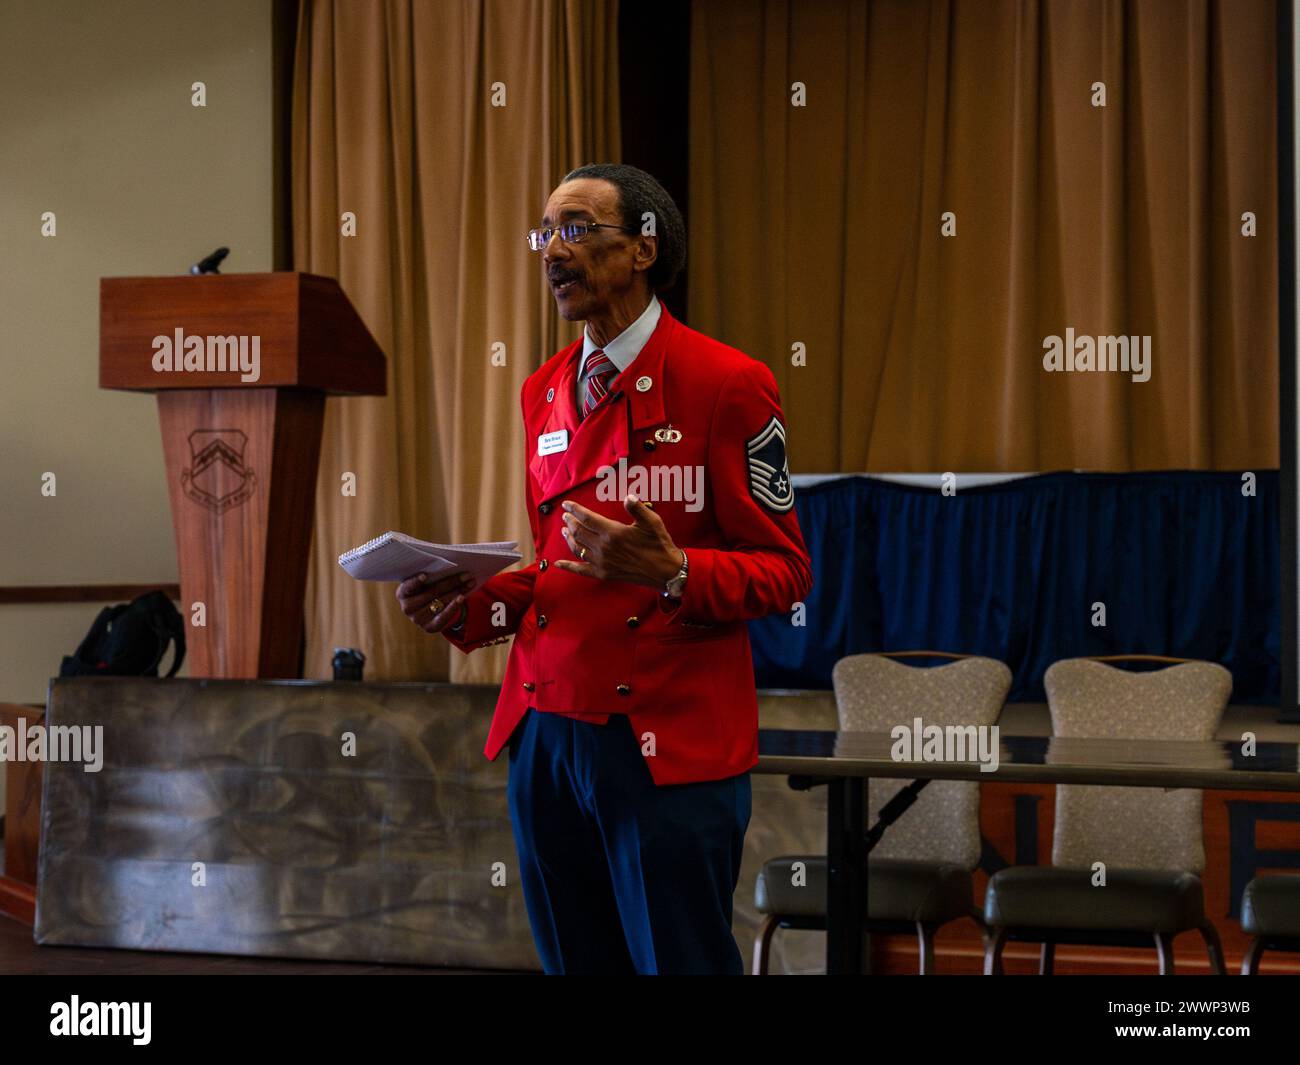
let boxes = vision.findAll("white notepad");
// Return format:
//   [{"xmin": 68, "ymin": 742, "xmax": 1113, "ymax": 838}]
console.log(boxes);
[{"xmin": 338, "ymin": 531, "xmax": 521, "ymax": 584}]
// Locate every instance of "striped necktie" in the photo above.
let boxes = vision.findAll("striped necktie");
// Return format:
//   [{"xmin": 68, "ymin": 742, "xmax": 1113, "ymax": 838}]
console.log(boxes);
[{"xmin": 581, "ymin": 349, "xmax": 618, "ymax": 419}]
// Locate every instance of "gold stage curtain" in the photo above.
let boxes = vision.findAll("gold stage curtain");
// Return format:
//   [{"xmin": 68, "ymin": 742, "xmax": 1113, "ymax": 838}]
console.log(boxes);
[
  {"xmin": 689, "ymin": 0, "xmax": 1277, "ymax": 472},
  {"xmin": 292, "ymin": 0, "xmax": 619, "ymax": 681}
]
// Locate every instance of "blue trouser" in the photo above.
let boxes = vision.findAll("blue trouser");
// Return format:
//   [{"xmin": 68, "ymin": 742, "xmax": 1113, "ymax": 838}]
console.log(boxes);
[{"xmin": 507, "ymin": 707, "xmax": 752, "ymax": 975}]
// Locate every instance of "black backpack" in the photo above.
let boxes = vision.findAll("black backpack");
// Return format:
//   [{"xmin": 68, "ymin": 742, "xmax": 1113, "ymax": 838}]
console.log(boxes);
[{"xmin": 59, "ymin": 590, "xmax": 186, "ymax": 678}]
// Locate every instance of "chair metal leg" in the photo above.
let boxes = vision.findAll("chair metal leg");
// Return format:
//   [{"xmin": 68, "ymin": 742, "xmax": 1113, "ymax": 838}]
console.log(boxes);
[
  {"xmin": 984, "ymin": 928, "xmax": 1007, "ymax": 975},
  {"xmin": 1198, "ymin": 920, "xmax": 1226, "ymax": 976},
  {"xmin": 752, "ymin": 913, "xmax": 780, "ymax": 976},
  {"xmin": 916, "ymin": 922, "xmax": 937, "ymax": 975},
  {"xmin": 1241, "ymin": 937, "xmax": 1265, "ymax": 976},
  {"xmin": 1039, "ymin": 941, "xmax": 1055, "ymax": 975},
  {"xmin": 1154, "ymin": 933, "xmax": 1176, "ymax": 975}
]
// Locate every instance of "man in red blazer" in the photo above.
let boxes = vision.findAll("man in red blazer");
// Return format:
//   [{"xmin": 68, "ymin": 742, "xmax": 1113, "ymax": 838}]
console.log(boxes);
[{"xmin": 396, "ymin": 163, "xmax": 812, "ymax": 974}]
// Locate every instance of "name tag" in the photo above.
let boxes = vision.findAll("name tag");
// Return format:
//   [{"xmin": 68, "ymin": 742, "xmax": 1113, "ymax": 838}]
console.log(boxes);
[{"xmin": 537, "ymin": 429, "xmax": 570, "ymax": 456}]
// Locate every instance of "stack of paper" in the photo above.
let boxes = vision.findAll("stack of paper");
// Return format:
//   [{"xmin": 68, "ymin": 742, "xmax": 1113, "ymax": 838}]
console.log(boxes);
[{"xmin": 338, "ymin": 531, "xmax": 521, "ymax": 584}]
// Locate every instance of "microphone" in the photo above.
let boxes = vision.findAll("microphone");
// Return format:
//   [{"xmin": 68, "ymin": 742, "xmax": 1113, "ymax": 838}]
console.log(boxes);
[{"xmin": 190, "ymin": 247, "xmax": 230, "ymax": 275}]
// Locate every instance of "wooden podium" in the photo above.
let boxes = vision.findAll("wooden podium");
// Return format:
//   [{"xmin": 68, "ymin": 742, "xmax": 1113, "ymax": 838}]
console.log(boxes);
[{"xmin": 99, "ymin": 272, "xmax": 386, "ymax": 678}]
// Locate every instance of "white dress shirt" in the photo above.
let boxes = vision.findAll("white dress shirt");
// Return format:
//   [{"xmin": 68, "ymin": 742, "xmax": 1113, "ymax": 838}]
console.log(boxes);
[{"xmin": 575, "ymin": 295, "xmax": 662, "ymax": 410}]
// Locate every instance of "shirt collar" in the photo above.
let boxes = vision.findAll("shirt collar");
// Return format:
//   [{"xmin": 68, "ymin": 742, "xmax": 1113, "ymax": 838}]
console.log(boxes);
[{"xmin": 581, "ymin": 295, "xmax": 662, "ymax": 376}]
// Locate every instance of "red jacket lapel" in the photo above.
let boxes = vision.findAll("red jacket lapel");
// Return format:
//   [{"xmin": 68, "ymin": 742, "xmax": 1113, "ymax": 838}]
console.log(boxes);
[
  {"xmin": 537, "ymin": 304, "xmax": 676, "ymax": 503},
  {"xmin": 527, "ymin": 340, "xmax": 582, "ymax": 491}
]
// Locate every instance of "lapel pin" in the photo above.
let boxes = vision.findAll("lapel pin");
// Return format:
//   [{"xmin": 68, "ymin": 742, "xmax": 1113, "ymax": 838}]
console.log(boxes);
[
  {"xmin": 654, "ymin": 425, "xmax": 683, "ymax": 444},
  {"xmin": 546, "ymin": 387, "xmax": 555, "ymax": 402},
  {"xmin": 636, "ymin": 375, "xmax": 652, "ymax": 392}
]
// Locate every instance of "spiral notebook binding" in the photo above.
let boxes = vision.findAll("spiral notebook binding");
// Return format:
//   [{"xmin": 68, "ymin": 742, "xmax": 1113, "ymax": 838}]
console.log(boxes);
[{"xmin": 338, "ymin": 531, "xmax": 400, "ymax": 565}]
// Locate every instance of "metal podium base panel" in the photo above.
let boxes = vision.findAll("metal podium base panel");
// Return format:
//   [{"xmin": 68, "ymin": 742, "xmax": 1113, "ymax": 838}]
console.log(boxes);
[{"xmin": 34, "ymin": 678, "xmax": 537, "ymax": 970}]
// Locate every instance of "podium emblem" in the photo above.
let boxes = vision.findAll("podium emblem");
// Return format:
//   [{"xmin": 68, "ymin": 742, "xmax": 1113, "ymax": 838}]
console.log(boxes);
[{"xmin": 181, "ymin": 429, "xmax": 257, "ymax": 513}]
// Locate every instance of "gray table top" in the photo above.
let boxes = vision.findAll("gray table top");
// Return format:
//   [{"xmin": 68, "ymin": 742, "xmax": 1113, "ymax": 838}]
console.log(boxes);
[{"xmin": 755, "ymin": 729, "xmax": 1300, "ymax": 791}]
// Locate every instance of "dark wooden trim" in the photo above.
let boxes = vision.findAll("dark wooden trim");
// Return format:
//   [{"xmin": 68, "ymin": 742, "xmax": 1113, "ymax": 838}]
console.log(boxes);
[
  {"xmin": 872, "ymin": 936, "xmax": 1300, "ymax": 977},
  {"xmin": 0, "ymin": 585, "xmax": 180, "ymax": 605},
  {"xmin": 2, "ymin": 702, "xmax": 45, "ymax": 926},
  {"xmin": 0, "ymin": 878, "xmax": 36, "ymax": 927},
  {"xmin": 1280, "ymin": 0, "xmax": 1298, "ymax": 721}
]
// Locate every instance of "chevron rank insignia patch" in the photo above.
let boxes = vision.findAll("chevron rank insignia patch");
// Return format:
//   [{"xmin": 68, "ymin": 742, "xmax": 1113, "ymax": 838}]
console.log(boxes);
[{"xmin": 746, "ymin": 416, "xmax": 794, "ymax": 513}]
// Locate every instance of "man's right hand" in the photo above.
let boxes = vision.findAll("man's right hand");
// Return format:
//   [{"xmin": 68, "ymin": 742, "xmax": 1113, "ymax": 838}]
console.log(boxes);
[{"xmin": 396, "ymin": 571, "xmax": 476, "ymax": 634}]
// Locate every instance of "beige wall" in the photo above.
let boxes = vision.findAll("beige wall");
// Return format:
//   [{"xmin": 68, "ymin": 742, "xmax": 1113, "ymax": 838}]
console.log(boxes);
[{"xmin": 0, "ymin": 0, "xmax": 280, "ymax": 778}]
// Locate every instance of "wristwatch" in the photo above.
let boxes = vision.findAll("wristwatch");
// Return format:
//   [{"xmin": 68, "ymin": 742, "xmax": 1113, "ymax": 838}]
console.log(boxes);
[{"xmin": 662, "ymin": 549, "xmax": 688, "ymax": 600}]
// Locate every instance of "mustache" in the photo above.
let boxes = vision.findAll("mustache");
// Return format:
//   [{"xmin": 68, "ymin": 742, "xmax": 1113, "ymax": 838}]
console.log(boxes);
[{"xmin": 548, "ymin": 268, "xmax": 583, "ymax": 285}]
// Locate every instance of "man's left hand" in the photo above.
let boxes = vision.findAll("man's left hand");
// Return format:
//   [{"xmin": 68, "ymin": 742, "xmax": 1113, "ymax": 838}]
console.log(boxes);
[{"xmin": 556, "ymin": 495, "xmax": 683, "ymax": 588}]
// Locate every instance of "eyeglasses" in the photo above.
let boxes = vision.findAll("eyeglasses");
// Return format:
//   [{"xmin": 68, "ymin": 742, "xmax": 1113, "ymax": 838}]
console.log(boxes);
[{"xmin": 526, "ymin": 220, "xmax": 633, "ymax": 252}]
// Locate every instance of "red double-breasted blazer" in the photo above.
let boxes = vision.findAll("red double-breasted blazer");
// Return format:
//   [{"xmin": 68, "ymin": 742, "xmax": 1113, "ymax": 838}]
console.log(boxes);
[{"xmin": 444, "ymin": 303, "xmax": 813, "ymax": 785}]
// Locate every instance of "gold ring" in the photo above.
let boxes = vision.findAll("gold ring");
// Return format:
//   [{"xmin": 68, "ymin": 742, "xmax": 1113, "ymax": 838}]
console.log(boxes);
[
  {"xmin": 430, "ymin": 599, "xmax": 443, "ymax": 615},
  {"xmin": 578, "ymin": 546, "xmax": 587, "ymax": 560}
]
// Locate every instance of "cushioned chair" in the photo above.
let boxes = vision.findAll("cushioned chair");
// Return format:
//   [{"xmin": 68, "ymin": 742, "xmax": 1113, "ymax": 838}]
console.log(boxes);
[
  {"xmin": 983, "ymin": 656, "xmax": 1231, "ymax": 975},
  {"xmin": 753, "ymin": 652, "xmax": 1011, "ymax": 974},
  {"xmin": 1241, "ymin": 874, "xmax": 1300, "ymax": 974}
]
